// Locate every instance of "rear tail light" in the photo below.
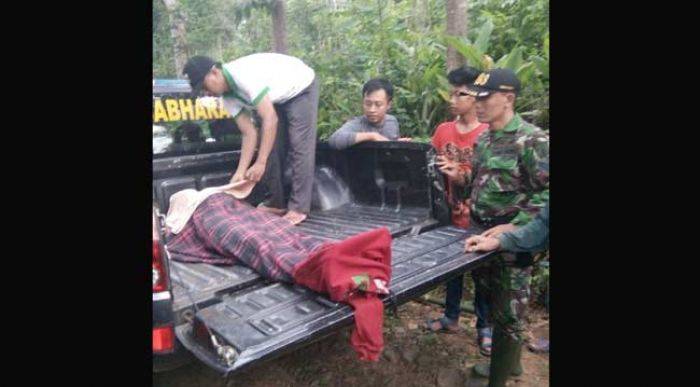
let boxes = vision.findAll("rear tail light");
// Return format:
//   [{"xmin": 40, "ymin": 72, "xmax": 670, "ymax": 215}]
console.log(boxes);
[
  {"xmin": 153, "ymin": 325, "xmax": 175, "ymax": 353},
  {"xmin": 153, "ymin": 214, "xmax": 169, "ymax": 292},
  {"xmin": 153, "ymin": 243, "xmax": 168, "ymax": 292}
]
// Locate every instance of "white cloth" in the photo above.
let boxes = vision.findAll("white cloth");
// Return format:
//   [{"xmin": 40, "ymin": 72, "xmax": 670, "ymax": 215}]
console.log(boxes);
[{"xmin": 165, "ymin": 180, "xmax": 255, "ymax": 234}]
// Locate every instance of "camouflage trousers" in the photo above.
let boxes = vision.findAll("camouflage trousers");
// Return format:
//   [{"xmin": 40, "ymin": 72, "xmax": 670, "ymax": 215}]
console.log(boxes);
[{"xmin": 472, "ymin": 252, "xmax": 533, "ymax": 342}]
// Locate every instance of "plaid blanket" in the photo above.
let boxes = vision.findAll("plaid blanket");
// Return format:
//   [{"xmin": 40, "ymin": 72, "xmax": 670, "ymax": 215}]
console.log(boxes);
[{"xmin": 166, "ymin": 193, "xmax": 326, "ymax": 283}]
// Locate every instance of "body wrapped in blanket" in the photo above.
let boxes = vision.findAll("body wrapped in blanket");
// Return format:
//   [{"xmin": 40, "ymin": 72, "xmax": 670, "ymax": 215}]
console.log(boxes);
[{"xmin": 166, "ymin": 193, "xmax": 392, "ymax": 361}]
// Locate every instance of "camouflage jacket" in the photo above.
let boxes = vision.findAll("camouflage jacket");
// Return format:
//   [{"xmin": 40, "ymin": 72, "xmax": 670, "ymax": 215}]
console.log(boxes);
[
  {"xmin": 498, "ymin": 203, "xmax": 549, "ymax": 253},
  {"xmin": 466, "ymin": 114, "xmax": 549, "ymax": 226}
]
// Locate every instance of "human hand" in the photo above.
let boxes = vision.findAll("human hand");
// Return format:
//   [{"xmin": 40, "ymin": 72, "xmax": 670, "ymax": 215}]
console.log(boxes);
[
  {"xmin": 436, "ymin": 156, "xmax": 462, "ymax": 181},
  {"xmin": 230, "ymin": 171, "xmax": 246, "ymax": 184},
  {"xmin": 244, "ymin": 162, "xmax": 267, "ymax": 182},
  {"xmin": 465, "ymin": 235, "xmax": 501, "ymax": 252},
  {"xmin": 398, "ymin": 137, "xmax": 413, "ymax": 142},
  {"xmin": 373, "ymin": 133, "xmax": 390, "ymax": 141},
  {"xmin": 481, "ymin": 223, "xmax": 518, "ymax": 238}
]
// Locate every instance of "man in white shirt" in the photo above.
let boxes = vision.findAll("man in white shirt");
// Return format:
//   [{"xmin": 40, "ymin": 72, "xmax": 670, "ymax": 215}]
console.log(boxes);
[{"xmin": 183, "ymin": 53, "xmax": 319, "ymax": 224}]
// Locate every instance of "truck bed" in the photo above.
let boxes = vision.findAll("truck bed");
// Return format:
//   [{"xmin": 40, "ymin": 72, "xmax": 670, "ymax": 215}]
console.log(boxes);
[
  {"xmin": 154, "ymin": 142, "xmax": 493, "ymax": 374},
  {"xmin": 169, "ymin": 203, "xmax": 438, "ymax": 323},
  {"xmin": 174, "ymin": 224, "xmax": 492, "ymax": 374}
]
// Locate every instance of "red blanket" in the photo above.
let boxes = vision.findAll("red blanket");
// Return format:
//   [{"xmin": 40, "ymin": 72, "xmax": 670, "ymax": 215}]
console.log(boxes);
[{"xmin": 293, "ymin": 227, "xmax": 392, "ymax": 361}]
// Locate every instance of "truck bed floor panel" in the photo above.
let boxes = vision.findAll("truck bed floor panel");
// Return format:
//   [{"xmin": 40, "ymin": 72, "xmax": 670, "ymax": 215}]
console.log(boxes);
[
  {"xmin": 175, "ymin": 225, "xmax": 493, "ymax": 374},
  {"xmin": 170, "ymin": 204, "xmax": 437, "ymax": 317}
]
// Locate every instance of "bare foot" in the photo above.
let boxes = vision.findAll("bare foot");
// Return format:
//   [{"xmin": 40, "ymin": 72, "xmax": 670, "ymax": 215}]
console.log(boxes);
[
  {"xmin": 257, "ymin": 203, "xmax": 287, "ymax": 216},
  {"xmin": 282, "ymin": 210, "xmax": 307, "ymax": 225}
]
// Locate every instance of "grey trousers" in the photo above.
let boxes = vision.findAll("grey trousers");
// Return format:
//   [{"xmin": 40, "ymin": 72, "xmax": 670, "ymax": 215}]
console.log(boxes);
[{"xmin": 262, "ymin": 77, "xmax": 319, "ymax": 214}]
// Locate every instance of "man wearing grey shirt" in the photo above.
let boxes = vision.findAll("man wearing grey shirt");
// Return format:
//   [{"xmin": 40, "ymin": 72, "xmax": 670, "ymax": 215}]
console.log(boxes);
[{"xmin": 328, "ymin": 79, "xmax": 404, "ymax": 149}]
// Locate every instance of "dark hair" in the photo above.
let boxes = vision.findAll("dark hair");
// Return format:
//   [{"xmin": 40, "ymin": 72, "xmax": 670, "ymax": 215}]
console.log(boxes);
[
  {"xmin": 447, "ymin": 66, "xmax": 481, "ymax": 87},
  {"xmin": 176, "ymin": 122, "xmax": 204, "ymax": 143},
  {"xmin": 209, "ymin": 118, "xmax": 238, "ymax": 141},
  {"xmin": 362, "ymin": 78, "xmax": 393, "ymax": 101}
]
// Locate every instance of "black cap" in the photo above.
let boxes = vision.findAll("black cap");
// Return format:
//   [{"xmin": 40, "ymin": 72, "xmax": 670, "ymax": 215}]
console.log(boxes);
[
  {"xmin": 466, "ymin": 68, "xmax": 521, "ymax": 98},
  {"xmin": 182, "ymin": 56, "xmax": 216, "ymax": 96}
]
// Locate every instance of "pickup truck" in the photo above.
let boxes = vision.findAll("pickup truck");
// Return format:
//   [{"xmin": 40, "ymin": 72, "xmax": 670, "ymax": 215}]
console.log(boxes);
[{"xmin": 152, "ymin": 79, "xmax": 496, "ymax": 375}]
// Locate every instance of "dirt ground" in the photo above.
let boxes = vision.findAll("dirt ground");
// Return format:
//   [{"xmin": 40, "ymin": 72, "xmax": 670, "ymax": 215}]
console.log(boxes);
[{"xmin": 153, "ymin": 298, "xmax": 549, "ymax": 387}]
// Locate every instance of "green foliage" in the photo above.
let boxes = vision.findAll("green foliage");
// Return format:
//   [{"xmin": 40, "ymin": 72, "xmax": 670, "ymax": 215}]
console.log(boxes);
[
  {"xmin": 443, "ymin": 12, "xmax": 549, "ymax": 128},
  {"xmin": 153, "ymin": 0, "xmax": 175, "ymax": 77},
  {"xmin": 469, "ymin": 0, "xmax": 549, "ymax": 61},
  {"xmin": 153, "ymin": 0, "xmax": 550, "ymax": 137},
  {"xmin": 531, "ymin": 257, "xmax": 549, "ymax": 309}
]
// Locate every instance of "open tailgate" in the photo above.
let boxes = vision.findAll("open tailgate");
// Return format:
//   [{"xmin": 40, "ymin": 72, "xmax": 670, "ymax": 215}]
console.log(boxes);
[{"xmin": 175, "ymin": 225, "xmax": 495, "ymax": 374}]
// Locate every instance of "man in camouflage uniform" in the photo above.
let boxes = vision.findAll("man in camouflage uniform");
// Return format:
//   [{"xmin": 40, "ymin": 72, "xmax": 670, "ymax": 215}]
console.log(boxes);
[{"xmin": 462, "ymin": 68, "xmax": 549, "ymax": 387}]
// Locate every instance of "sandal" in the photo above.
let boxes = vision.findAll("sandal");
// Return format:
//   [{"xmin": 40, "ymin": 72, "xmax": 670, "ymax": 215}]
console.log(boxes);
[
  {"xmin": 423, "ymin": 317, "xmax": 460, "ymax": 334},
  {"xmin": 477, "ymin": 327, "xmax": 492, "ymax": 357},
  {"xmin": 527, "ymin": 338, "xmax": 549, "ymax": 353}
]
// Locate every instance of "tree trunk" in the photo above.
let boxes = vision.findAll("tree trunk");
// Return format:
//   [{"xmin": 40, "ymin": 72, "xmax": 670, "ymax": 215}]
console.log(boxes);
[
  {"xmin": 377, "ymin": 0, "xmax": 386, "ymax": 73},
  {"xmin": 412, "ymin": 0, "xmax": 430, "ymax": 32},
  {"xmin": 446, "ymin": 0, "xmax": 468, "ymax": 71},
  {"xmin": 423, "ymin": 0, "xmax": 431, "ymax": 31},
  {"xmin": 162, "ymin": 0, "xmax": 189, "ymax": 77},
  {"xmin": 271, "ymin": 0, "xmax": 288, "ymax": 54}
]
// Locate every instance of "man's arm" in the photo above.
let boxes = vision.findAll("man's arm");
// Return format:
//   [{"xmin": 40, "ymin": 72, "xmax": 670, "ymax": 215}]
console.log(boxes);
[
  {"xmin": 232, "ymin": 112, "xmax": 258, "ymax": 183},
  {"xmin": 462, "ymin": 139, "xmax": 483, "ymax": 193},
  {"xmin": 436, "ymin": 156, "xmax": 466, "ymax": 185},
  {"xmin": 328, "ymin": 118, "xmax": 388, "ymax": 150},
  {"xmin": 381, "ymin": 115, "xmax": 400, "ymax": 140},
  {"xmin": 510, "ymin": 131, "xmax": 549, "ymax": 225},
  {"xmin": 244, "ymin": 95, "xmax": 278, "ymax": 182},
  {"xmin": 498, "ymin": 204, "xmax": 549, "ymax": 252},
  {"xmin": 327, "ymin": 119, "xmax": 357, "ymax": 149},
  {"xmin": 466, "ymin": 204, "xmax": 549, "ymax": 253},
  {"xmin": 356, "ymin": 132, "xmax": 388, "ymax": 142}
]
